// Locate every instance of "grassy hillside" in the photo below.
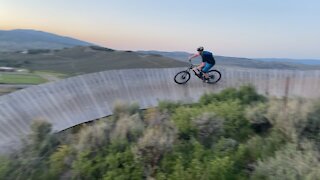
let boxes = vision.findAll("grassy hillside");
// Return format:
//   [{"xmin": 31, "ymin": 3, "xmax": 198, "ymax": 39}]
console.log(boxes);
[
  {"xmin": 0, "ymin": 46, "xmax": 188, "ymax": 76},
  {"xmin": 1, "ymin": 86, "xmax": 320, "ymax": 179}
]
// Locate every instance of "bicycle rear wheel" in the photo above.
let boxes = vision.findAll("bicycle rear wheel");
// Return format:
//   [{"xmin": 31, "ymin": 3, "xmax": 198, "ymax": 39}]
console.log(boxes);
[
  {"xmin": 174, "ymin": 71, "xmax": 191, "ymax": 84},
  {"xmin": 206, "ymin": 70, "xmax": 221, "ymax": 84}
]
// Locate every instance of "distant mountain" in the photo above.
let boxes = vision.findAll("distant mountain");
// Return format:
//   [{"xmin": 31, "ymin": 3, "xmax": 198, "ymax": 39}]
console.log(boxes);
[
  {"xmin": 0, "ymin": 46, "xmax": 188, "ymax": 75},
  {"xmin": 255, "ymin": 58, "xmax": 320, "ymax": 65},
  {"xmin": 138, "ymin": 50, "xmax": 320, "ymax": 70},
  {"xmin": 0, "ymin": 29, "xmax": 94, "ymax": 52}
]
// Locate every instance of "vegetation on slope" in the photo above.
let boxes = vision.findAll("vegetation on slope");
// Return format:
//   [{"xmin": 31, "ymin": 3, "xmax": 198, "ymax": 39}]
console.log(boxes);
[{"xmin": 1, "ymin": 86, "xmax": 320, "ymax": 179}]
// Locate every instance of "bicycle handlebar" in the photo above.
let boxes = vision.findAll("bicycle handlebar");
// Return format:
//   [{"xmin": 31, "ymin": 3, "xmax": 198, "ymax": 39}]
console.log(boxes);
[{"xmin": 188, "ymin": 63, "xmax": 198, "ymax": 68}]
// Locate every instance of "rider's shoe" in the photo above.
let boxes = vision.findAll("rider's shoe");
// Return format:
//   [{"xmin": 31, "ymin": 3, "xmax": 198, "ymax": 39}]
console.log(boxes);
[{"xmin": 202, "ymin": 76, "xmax": 210, "ymax": 83}]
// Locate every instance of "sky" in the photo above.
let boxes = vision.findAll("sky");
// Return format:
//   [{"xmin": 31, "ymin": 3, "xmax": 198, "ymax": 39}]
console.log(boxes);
[{"xmin": 1, "ymin": 0, "xmax": 320, "ymax": 59}]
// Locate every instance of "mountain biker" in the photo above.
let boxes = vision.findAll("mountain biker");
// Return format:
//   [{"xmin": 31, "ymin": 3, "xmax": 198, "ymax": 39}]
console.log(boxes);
[{"xmin": 188, "ymin": 46, "xmax": 216, "ymax": 82}]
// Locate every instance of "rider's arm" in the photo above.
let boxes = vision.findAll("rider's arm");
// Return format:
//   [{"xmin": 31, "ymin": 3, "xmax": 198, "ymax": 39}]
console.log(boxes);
[
  {"xmin": 197, "ymin": 62, "xmax": 205, "ymax": 70},
  {"xmin": 188, "ymin": 52, "xmax": 200, "ymax": 61}
]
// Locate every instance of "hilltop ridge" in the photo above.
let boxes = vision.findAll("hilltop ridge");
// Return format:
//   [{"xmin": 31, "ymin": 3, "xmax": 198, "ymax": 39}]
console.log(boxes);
[{"xmin": 0, "ymin": 29, "xmax": 94, "ymax": 52}]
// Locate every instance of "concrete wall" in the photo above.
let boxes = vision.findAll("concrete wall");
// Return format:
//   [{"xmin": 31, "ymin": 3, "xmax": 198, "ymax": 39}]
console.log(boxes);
[{"xmin": 1, "ymin": 67, "xmax": 320, "ymax": 153}]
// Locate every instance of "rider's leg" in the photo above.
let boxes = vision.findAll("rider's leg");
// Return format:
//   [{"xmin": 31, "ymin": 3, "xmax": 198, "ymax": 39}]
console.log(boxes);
[
  {"xmin": 193, "ymin": 62, "xmax": 205, "ymax": 75},
  {"xmin": 202, "ymin": 63, "xmax": 214, "ymax": 79}
]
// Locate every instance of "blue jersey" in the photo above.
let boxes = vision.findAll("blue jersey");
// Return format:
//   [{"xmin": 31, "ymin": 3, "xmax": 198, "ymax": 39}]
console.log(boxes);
[{"xmin": 201, "ymin": 51, "xmax": 215, "ymax": 64}]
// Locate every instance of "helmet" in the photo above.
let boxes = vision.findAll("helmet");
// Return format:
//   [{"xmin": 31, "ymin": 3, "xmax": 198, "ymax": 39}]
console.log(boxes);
[{"xmin": 197, "ymin": 46, "xmax": 204, "ymax": 51}]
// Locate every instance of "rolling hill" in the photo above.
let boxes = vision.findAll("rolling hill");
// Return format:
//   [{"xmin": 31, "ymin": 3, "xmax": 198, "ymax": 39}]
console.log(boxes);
[
  {"xmin": 2, "ymin": 29, "xmax": 319, "ymax": 73},
  {"xmin": 0, "ymin": 29, "xmax": 94, "ymax": 52},
  {"xmin": 138, "ymin": 50, "xmax": 320, "ymax": 70},
  {"xmin": 255, "ymin": 58, "xmax": 320, "ymax": 65},
  {"xmin": 0, "ymin": 46, "xmax": 188, "ymax": 75}
]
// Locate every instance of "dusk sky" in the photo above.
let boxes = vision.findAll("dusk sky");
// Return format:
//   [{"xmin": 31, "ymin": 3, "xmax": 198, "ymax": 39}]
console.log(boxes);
[{"xmin": 1, "ymin": 0, "xmax": 320, "ymax": 59}]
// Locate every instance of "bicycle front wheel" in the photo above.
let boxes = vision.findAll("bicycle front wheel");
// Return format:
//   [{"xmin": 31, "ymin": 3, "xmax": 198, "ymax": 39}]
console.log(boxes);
[{"xmin": 174, "ymin": 71, "xmax": 191, "ymax": 84}]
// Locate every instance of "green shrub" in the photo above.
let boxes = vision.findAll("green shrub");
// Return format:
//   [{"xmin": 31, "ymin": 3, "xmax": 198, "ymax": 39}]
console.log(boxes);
[
  {"xmin": 28, "ymin": 120, "xmax": 55, "ymax": 153},
  {"xmin": 103, "ymin": 147, "xmax": 143, "ymax": 180},
  {"xmin": 199, "ymin": 88, "xmax": 239, "ymax": 105},
  {"xmin": 157, "ymin": 140, "xmax": 213, "ymax": 180},
  {"xmin": 206, "ymin": 100, "xmax": 252, "ymax": 141},
  {"xmin": 72, "ymin": 150, "xmax": 99, "ymax": 179},
  {"xmin": 266, "ymin": 98, "xmax": 311, "ymax": 141},
  {"xmin": 0, "ymin": 156, "xmax": 11, "ymax": 179},
  {"xmin": 165, "ymin": 156, "xmax": 187, "ymax": 180},
  {"xmin": 199, "ymin": 85, "xmax": 265, "ymax": 105},
  {"xmin": 171, "ymin": 107, "xmax": 203, "ymax": 139},
  {"xmin": 49, "ymin": 145, "xmax": 71, "ymax": 178},
  {"xmin": 4, "ymin": 120, "xmax": 60, "ymax": 180},
  {"xmin": 192, "ymin": 112, "xmax": 225, "ymax": 147},
  {"xmin": 237, "ymin": 85, "xmax": 266, "ymax": 105},
  {"xmin": 301, "ymin": 100, "xmax": 320, "ymax": 150},
  {"xmin": 208, "ymin": 156, "xmax": 235, "ymax": 180},
  {"xmin": 246, "ymin": 103, "xmax": 271, "ymax": 133},
  {"xmin": 110, "ymin": 113, "xmax": 145, "ymax": 142},
  {"xmin": 252, "ymin": 143, "xmax": 320, "ymax": 180},
  {"xmin": 232, "ymin": 131, "xmax": 286, "ymax": 178},
  {"xmin": 134, "ymin": 111, "xmax": 177, "ymax": 178},
  {"xmin": 213, "ymin": 137, "xmax": 238, "ymax": 157},
  {"xmin": 158, "ymin": 100, "xmax": 182, "ymax": 114},
  {"xmin": 74, "ymin": 120, "xmax": 113, "ymax": 152},
  {"xmin": 113, "ymin": 101, "xmax": 141, "ymax": 120}
]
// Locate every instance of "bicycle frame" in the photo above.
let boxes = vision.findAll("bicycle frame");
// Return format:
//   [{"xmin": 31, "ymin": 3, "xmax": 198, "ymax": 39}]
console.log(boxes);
[{"xmin": 187, "ymin": 63, "xmax": 202, "ymax": 77}]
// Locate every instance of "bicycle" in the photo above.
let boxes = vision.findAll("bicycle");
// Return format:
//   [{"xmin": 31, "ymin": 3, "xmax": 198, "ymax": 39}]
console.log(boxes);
[{"xmin": 174, "ymin": 63, "xmax": 221, "ymax": 84}]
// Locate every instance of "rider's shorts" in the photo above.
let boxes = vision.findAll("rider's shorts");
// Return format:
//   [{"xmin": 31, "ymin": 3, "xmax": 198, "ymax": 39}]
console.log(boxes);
[{"xmin": 202, "ymin": 63, "xmax": 214, "ymax": 73}]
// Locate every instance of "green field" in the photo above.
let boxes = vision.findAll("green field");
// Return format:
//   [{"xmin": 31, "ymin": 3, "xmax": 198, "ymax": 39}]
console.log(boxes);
[
  {"xmin": 34, "ymin": 70, "xmax": 69, "ymax": 79},
  {"xmin": 0, "ymin": 73, "xmax": 47, "ymax": 84}
]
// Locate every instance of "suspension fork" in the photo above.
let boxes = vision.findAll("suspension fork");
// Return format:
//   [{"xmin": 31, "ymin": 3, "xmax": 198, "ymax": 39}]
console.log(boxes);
[{"xmin": 189, "ymin": 67, "xmax": 197, "ymax": 75}]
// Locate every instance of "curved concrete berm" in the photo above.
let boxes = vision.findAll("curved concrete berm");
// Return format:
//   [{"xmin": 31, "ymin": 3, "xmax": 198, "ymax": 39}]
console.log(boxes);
[{"xmin": 1, "ymin": 67, "xmax": 320, "ymax": 153}]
